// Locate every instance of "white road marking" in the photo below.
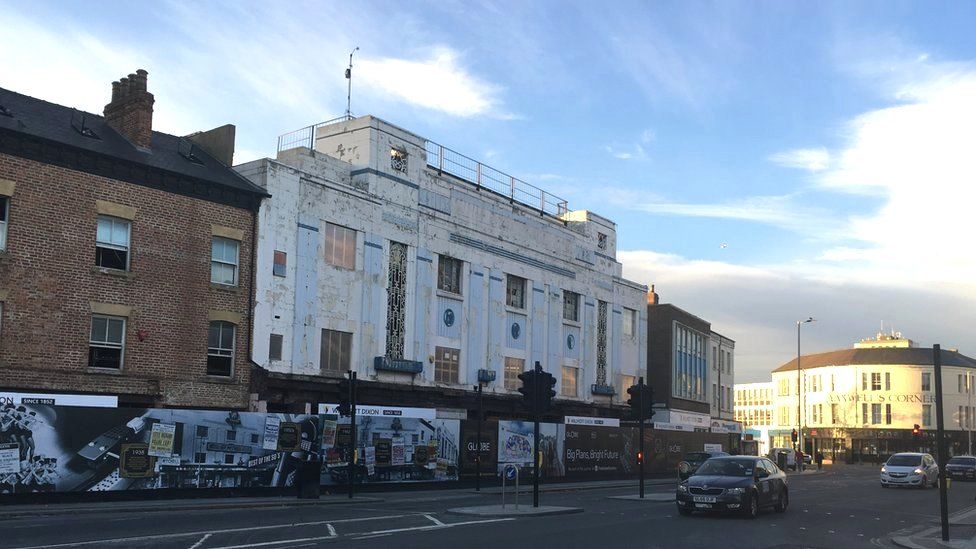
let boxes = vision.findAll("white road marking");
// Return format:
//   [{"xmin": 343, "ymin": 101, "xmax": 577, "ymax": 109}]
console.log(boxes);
[
  {"xmin": 424, "ymin": 514, "xmax": 446, "ymax": 527},
  {"xmin": 188, "ymin": 534, "xmax": 212, "ymax": 549},
  {"xmin": 353, "ymin": 534, "xmax": 393, "ymax": 540},
  {"xmin": 207, "ymin": 535, "xmax": 338, "ymax": 549},
  {"xmin": 829, "ymin": 530, "xmax": 836, "ymax": 534},
  {"xmin": 11, "ymin": 513, "xmax": 419, "ymax": 549},
  {"xmin": 353, "ymin": 517, "xmax": 515, "ymax": 537},
  {"xmin": 326, "ymin": 525, "xmax": 336, "ymax": 537}
]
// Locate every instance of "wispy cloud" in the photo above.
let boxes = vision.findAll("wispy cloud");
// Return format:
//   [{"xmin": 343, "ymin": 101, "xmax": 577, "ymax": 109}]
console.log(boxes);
[
  {"xmin": 768, "ymin": 147, "xmax": 831, "ymax": 172},
  {"xmin": 358, "ymin": 47, "xmax": 505, "ymax": 118}
]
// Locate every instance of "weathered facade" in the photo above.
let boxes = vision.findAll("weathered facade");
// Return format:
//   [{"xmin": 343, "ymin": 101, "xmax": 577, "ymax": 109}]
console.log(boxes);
[
  {"xmin": 238, "ymin": 115, "xmax": 647, "ymax": 418},
  {"xmin": 708, "ymin": 331, "xmax": 735, "ymax": 421},
  {"xmin": 0, "ymin": 71, "xmax": 266, "ymax": 409}
]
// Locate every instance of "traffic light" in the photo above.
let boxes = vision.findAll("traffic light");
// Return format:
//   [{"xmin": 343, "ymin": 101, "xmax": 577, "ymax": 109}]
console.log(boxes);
[
  {"xmin": 913, "ymin": 424, "xmax": 921, "ymax": 438},
  {"xmin": 517, "ymin": 369, "xmax": 538, "ymax": 410},
  {"xmin": 626, "ymin": 381, "xmax": 654, "ymax": 421},
  {"xmin": 791, "ymin": 429, "xmax": 798, "ymax": 443},
  {"xmin": 637, "ymin": 451, "xmax": 644, "ymax": 465},
  {"xmin": 337, "ymin": 377, "xmax": 351, "ymax": 417},
  {"xmin": 518, "ymin": 362, "xmax": 557, "ymax": 414},
  {"xmin": 538, "ymin": 368, "xmax": 557, "ymax": 413}
]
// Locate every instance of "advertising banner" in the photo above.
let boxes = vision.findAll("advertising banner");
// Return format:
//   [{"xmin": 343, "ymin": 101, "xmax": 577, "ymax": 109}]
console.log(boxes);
[
  {"xmin": 119, "ymin": 444, "xmax": 155, "ymax": 479},
  {"xmin": 321, "ymin": 418, "xmax": 338, "ymax": 448},
  {"xmin": 391, "ymin": 437, "xmax": 405, "ymax": 466},
  {"xmin": 497, "ymin": 421, "xmax": 565, "ymax": 478},
  {"xmin": 277, "ymin": 422, "xmax": 301, "ymax": 451},
  {"xmin": 0, "ymin": 392, "xmax": 117, "ymax": 408},
  {"xmin": 317, "ymin": 404, "xmax": 436, "ymax": 420},
  {"xmin": 0, "ymin": 442, "xmax": 19, "ymax": 474},
  {"xmin": 564, "ymin": 425, "xmax": 625, "ymax": 476},
  {"xmin": 459, "ymin": 421, "xmax": 497, "ymax": 476},
  {"xmin": 148, "ymin": 423, "xmax": 176, "ymax": 457},
  {"xmin": 262, "ymin": 417, "xmax": 281, "ymax": 450},
  {"xmin": 564, "ymin": 416, "xmax": 620, "ymax": 428},
  {"xmin": 364, "ymin": 446, "xmax": 376, "ymax": 475}
]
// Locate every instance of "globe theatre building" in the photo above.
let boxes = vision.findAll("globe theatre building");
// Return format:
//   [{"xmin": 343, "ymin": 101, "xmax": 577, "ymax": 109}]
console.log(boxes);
[{"xmin": 769, "ymin": 333, "xmax": 976, "ymax": 462}]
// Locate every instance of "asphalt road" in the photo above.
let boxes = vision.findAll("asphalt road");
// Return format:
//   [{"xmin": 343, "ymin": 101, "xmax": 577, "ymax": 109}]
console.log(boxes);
[{"xmin": 2, "ymin": 465, "xmax": 975, "ymax": 549}]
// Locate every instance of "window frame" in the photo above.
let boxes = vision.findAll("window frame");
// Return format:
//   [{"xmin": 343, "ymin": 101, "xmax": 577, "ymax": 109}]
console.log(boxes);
[
  {"xmin": 207, "ymin": 321, "xmax": 236, "ymax": 377},
  {"xmin": 273, "ymin": 250, "xmax": 287, "ymax": 277},
  {"xmin": 434, "ymin": 346, "xmax": 460, "ymax": 384},
  {"xmin": 504, "ymin": 357, "xmax": 525, "ymax": 390},
  {"xmin": 320, "ymin": 328, "xmax": 352, "ymax": 375},
  {"xmin": 506, "ymin": 274, "xmax": 526, "ymax": 309},
  {"xmin": 269, "ymin": 333, "xmax": 283, "ymax": 362},
  {"xmin": 623, "ymin": 307, "xmax": 637, "ymax": 339},
  {"xmin": 562, "ymin": 291, "xmax": 580, "ymax": 323},
  {"xmin": 870, "ymin": 372, "xmax": 882, "ymax": 391},
  {"xmin": 95, "ymin": 215, "xmax": 131, "ymax": 271},
  {"xmin": 210, "ymin": 236, "xmax": 240, "ymax": 286},
  {"xmin": 324, "ymin": 222, "xmax": 356, "ymax": 270},
  {"xmin": 0, "ymin": 195, "xmax": 8, "ymax": 251},
  {"xmin": 871, "ymin": 403, "xmax": 882, "ymax": 424},
  {"xmin": 561, "ymin": 365, "xmax": 578, "ymax": 397},
  {"xmin": 88, "ymin": 314, "xmax": 126, "ymax": 370},
  {"xmin": 922, "ymin": 372, "xmax": 932, "ymax": 392},
  {"xmin": 437, "ymin": 255, "xmax": 463, "ymax": 295}
]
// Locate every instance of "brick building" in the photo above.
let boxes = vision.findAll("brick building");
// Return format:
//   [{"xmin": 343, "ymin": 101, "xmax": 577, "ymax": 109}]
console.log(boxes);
[{"xmin": 0, "ymin": 70, "xmax": 267, "ymax": 409}]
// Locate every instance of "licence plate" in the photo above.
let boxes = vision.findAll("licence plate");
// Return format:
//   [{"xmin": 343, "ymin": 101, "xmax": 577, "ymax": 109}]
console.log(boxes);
[
  {"xmin": 693, "ymin": 496, "xmax": 717, "ymax": 503},
  {"xmin": 695, "ymin": 503, "xmax": 713, "ymax": 509}
]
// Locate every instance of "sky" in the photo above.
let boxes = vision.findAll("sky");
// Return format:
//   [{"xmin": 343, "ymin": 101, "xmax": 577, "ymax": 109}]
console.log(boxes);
[{"xmin": 2, "ymin": 0, "xmax": 975, "ymax": 383}]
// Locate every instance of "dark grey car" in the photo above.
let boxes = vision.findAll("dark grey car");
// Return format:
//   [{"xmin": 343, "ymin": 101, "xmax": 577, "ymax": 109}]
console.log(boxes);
[
  {"xmin": 676, "ymin": 456, "xmax": 789, "ymax": 518},
  {"xmin": 678, "ymin": 451, "xmax": 729, "ymax": 480}
]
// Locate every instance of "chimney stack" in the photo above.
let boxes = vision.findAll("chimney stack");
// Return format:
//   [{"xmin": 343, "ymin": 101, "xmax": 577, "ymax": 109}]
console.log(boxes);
[
  {"xmin": 104, "ymin": 69, "xmax": 154, "ymax": 149},
  {"xmin": 647, "ymin": 284, "xmax": 659, "ymax": 305}
]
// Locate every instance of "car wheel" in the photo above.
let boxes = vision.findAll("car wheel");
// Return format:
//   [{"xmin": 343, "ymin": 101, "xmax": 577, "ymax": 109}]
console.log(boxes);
[
  {"xmin": 678, "ymin": 506, "xmax": 693, "ymax": 516},
  {"xmin": 775, "ymin": 489, "xmax": 789, "ymax": 513},
  {"xmin": 744, "ymin": 492, "xmax": 759, "ymax": 519}
]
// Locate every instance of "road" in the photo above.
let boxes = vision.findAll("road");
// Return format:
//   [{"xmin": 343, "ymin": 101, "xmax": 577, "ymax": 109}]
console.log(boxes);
[{"xmin": 2, "ymin": 465, "xmax": 975, "ymax": 549}]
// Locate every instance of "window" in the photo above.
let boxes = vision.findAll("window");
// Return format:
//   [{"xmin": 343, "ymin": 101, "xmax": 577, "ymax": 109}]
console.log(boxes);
[
  {"xmin": 95, "ymin": 216, "xmax": 130, "ymax": 270},
  {"xmin": 778, "ymin": 378, "xmax": 790, "ymax": 396},
  {"xmin": 871, "ymin": 372, "xmax": 881, "ymax": 391},
  {"xmin": 89, "ymin": 315, "xmax": 125, "ymax": 369},
  {"xmin": 713, "ymin": 348, "xmax": 718, "ymax": 371},
  {"xmin": 437, "ymin": 255, "xmax": 462, "ymax": 294},
  {"xmin": 811, "ymin": 405, "xmax": 819, "ymax": 423},
  {"xmin": 504, "ymin": 357, "xmax": 524, "ymax": 390},
  {"xmin": 269, "ymin": 334, "xmax": 283, "ymax": 361},
  {"xmin": 960, "ymin": 374, "xmax": 968, "ymax": 394},
  {"xmin": 562, "ymin": 291, "xmax": 580, "ymax": 322},
  {"xmin": 207, "ymin": 321, "xmax": 235, "ymax": 376},
  {"xmin": 325, "ymin": 222, "xmax": 356, "ymax": 269},
  {"xmin": 871, "ymin": 403, "xmax": 882, "ymax": 424},
  {"xmin": 506, "ymin": 275, "xmax": 526, "ymax": 309},
  {"xmin": 923, "ymin": 405, "xmax": 932, "ymax": 427},
  {"xmin": 226, "ymin": 430, "xmax": 237, "ymax": 442},
  {"xmin": 194, "ymin": 453, "xmax": 207, "ymax": 464},
  {"xmin": 596, "ymin": 301, "xmax": 608, "ymax": 384},
  {"xmin": 0, "ymin": 195, "xmax": 8, "ymax": 250},
  {"xmin": 434, "ymin": 346, "xmax": 460, "ymax": 384},
  {"xmin": 390, "ymin": 147, "xmax": 407, "ymax": 173},
  {"xmin": 196, "ymin": 426, "xmax": 209, "ymax": 437},
  {"xmin": 831, "ymin": 403, "xmax": 839, "ymax": 424},
  {"xmin": 961, "ymin": 406, "xmax": 966, "ymax": 428},
  {"xmin": 320, "ymin": 329, "xmax": 352, "ymax": 374},
  {"xmin": 273, "ymin": 250, "xmax": 287, "ymax": 277},
  {"xmin": 561, "ymin": 366, "xmax": 578, "ymax": 397},
  {"xmin": 862, "ymin": 403, "xmax": 868, "ymax": 424},
  {"xmin": 620, "ymin": 375, "xmax": 636, "ymax": 398},
  {"xmin": 885, "ymin": 404, "xmax": 892, "ymax": 425},
  {"xmin": 922, "ymin": 372, "xmax": 931, "ymax": 391},
  {"xmin": 597, "ymin": 232, "xmax": 608, "ymax": 250},
  {"xmin": 830, "ymin": 374, "xmax": 835, "ymax": 392},
  {"xmin": 224, "ymin": 454, "xmax": 235, "ymax": 464},
  {"xmin": 251, "ymin": 433, "xmax": 260, "ymax": 444},
  {"xmin": 211, "ymin": 237, "xmax": 239, "ymax": 285},
  {"xmin": 885, "ymin": 372, "xmax": 891, "ymax": 391},
  {"xmin": 623, "ymin": 308, "xmax": 637, "ymax": 338},
  {"xmin": 861, "ymin": 372, "xmax": 868, "ymax": 391}
]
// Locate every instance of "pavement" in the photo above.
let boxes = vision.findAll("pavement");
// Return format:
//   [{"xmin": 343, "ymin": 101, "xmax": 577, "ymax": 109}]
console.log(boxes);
[
  {"xmin": 889, "ymin": 505, "xmax": 976, "ymax": 549},
  {"xmin": 0, "ymin": 465, "xmax": 974, "ymax": 548}
]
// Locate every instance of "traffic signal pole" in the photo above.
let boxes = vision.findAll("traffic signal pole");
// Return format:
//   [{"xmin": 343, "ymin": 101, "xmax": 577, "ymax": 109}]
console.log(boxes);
[
  {"xmin": 533, "ymin": 363, "xmax": 541, "ymax": 508},
  {"xmin": 934, "ymin": 345, "xmax": 949, "ymax": 542},
  {"xmin": 475, "ymin": 383, "xmax": 483, "ymax": 492},
  {"xmin": 639, "ymin": 376, "xmax": 645, "ymax": 499},
  {"xmin": 348, "ymin": 370, "xmax": 357, "ymax": 500}
]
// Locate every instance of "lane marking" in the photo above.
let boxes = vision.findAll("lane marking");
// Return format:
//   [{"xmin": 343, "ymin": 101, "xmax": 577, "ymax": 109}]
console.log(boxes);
[
  {"xmin": 189, "ymin": 534, "xmax": 212, "ymax": 549},
  {"xmin": 10, "ymin": 513, "xmax": 420, "ymax": 549},
  {"xmin": 353, "ymin": 534, "xmax": 393, "ymax": 540},
  {"xmin": 354, "ymin": 517, "xmax": 515, "ymax": 537},
  {"xmin": 424, "ymin": 514, "xmax": 445, "ymax": 527},
  {"xmin": 326, "ymin": 524, "xmax": 336, "ymax": 537},
  {"xmin": 207, "ymin": 535, "xmax": 337, "ymax": 549}
]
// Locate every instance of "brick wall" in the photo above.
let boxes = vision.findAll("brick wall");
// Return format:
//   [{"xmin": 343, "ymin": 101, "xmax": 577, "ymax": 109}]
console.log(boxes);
[{"xmin": 0, "ymin": 153, "xmax": 255, "ymax": 409}]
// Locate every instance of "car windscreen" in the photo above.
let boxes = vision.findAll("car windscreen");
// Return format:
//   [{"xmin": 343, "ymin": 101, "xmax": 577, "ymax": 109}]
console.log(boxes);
[
  {"xmin": 948, "ymin": 457, "xmax": 976, "ymax": 466},
  {"xmin": 887, "ymin": 455, "xmax": 922, "ymax": 467},
  {"xmin": 695, "ymin": 459, "xmax": 755, "ymax": 477},
  {"xmin": 685, "ymin": 453, "xmax": 711, "ymax": 462}
]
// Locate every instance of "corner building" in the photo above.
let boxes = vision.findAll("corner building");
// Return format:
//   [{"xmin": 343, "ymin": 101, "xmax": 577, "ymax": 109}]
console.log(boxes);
[
  {"xmin": 238, "ymin": 116, "xmax": 647, "ymax": 417},
  {"xmin": 0, "ymin": 71, "xmax": 266, "ymax": 408},
  {"xmin": 769, "ymin": 333, "xmax": 976, "ymax": 462}
]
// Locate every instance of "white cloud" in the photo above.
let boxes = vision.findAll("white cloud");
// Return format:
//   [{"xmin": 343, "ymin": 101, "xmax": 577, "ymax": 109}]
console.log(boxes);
[
  {"xmin": 768, "ymin": 147, "xmax": 831, "ymax": 172},
  {"xmin": 357, "ymin": 47, "xmax": 504, "ymax": 118}
]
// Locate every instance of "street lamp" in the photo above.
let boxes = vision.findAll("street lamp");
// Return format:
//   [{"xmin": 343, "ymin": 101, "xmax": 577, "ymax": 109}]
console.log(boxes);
[{"xmin": 797, "ymin": 317, "xmax": 815, "ymax": 457}]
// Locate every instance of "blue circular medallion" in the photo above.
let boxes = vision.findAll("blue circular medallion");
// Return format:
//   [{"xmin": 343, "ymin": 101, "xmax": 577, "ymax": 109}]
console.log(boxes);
[
  {"xmin": 511, "ymin": 322, "xmax": 521, "ymax": 340},
  {"xmin": 443, "ymin": 308, "xmax": 455, "ymax": 327},
  {"xmin": 567, "ymin": 334, "xmax": 575, "ymax": 350}
]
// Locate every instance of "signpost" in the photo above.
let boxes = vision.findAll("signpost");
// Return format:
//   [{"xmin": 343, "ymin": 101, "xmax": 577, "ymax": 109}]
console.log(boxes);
[
  {"xmin": 934, "ymin": 344, "xmax": 949, "ymax": 542},
  {"xmin": 475, "ymin": 383, "xmax": 483, "ymax": 492}
]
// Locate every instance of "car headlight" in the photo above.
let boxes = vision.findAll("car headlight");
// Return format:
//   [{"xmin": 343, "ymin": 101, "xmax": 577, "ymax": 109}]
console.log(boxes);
[
  {"xmin": 677, "ymin": 484, "xmax": 688, "ymax": 493},
  {"xmin": 881, "ymin": 467, "xmax": 887, "ymax": 473},
  {"xmin": 914, "ymin": 469, "xmax": 924, "ymax": 475},
  {"xmin": 726, "ymin": 487, "xmax": 746, "ymax": 495}
]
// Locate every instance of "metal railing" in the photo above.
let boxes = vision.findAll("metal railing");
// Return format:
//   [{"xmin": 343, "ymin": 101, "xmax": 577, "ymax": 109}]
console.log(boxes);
[
  {"xmin": 425, "ymin": 141, "xmax": 570, "ymax": 217},
  {"xmin": 277, "ymin": 115, "xmax": 355, "ymax": 153}
]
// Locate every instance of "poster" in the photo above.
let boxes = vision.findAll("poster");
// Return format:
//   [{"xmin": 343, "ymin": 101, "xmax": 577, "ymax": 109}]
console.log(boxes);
[
  {"xmin": 148, "ymin": 423, "xmax": 176, "ymax": 457},
  {"xmin": 364, "ymin": 446, "xmax": 376, "ymax": 475},
  {"xmin": 375, "ymin": 438, "xmax": 392, "ymax": 466},
  {"xmin": 0, "ymin": 442, "xmax": 19, "ymax": 474},
  {"xmin": 460, "ymin": 421, "xmax": 497, "ymax": 476},
  {"xmin": 497, "ymin": 421, "xmax": 564, "ymax": 478},
  {"xmin": 391, "ymin": 437, "xmax": 405, "ymax": 466},
  {"xmin": 277, "ymin": 422, "xmax": 301, "ymax": 451},
  {"xmin": 564, "ymin": 425, "xmax": 624, "ymax": 476},
  {"xmin": 119, "ymin": 444, "xmax": 155, "ymax": 478},
  {"xmin": 321, "ymin": 418, "xmax": 338, "ymax": 447},
  {"xmin": 263, "ymin": 416, "xmax": 281, "ymax": 450}
]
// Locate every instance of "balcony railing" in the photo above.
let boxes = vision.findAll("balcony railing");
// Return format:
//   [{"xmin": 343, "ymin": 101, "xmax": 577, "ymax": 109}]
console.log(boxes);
[
  {"xmin": 276, "ymin": 115, "xmax": 355, "ymax": 153},
  {"xmin": 425, "ymin": 140, "xmax": 569, "ymax": 217}
]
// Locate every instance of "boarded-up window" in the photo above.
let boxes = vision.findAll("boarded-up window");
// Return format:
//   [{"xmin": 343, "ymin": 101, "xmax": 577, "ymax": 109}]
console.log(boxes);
[
  {"xmin": 269, "ymin": 334, "xmax": 283, "ymax": 361},
  {"xmin": 321, "ymin": 329, "xmax": 352, "ymax": 374},
  {"xmin": 325, "ymin": 223, "xmax": 356, "ymax": 269},
  {"xmin": 273, "ymin": 250, "xmax": 287, "ymax": 277}
]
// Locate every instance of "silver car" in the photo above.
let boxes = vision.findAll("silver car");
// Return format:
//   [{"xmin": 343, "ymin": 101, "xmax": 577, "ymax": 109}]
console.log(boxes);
[{"xmin": 881, "ymin": 452, "xmax": 940, "ymax": 488}]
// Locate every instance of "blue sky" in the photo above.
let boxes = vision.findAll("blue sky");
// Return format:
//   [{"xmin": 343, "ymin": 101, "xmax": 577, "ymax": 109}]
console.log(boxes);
[{"xmin": 3, "ymin": 0, "xmax": 976, "ymax": 382}]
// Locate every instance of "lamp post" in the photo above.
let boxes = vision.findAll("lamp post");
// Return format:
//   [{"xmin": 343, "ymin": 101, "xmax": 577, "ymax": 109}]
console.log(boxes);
[{"xmin": 797, "ymin": 317, "xmax": 815, "ymax": 456}]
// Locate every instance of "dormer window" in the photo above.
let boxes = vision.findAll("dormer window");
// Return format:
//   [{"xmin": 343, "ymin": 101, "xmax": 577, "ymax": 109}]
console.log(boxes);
[{"xmin": 390, "ymin": 147, "xmax": 407, "ymax": 173}]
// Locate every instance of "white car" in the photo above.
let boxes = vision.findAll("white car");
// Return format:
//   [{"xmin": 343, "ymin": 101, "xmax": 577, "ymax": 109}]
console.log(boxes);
[{"xmin": 881, "ymin": 452, "xmax": 940, "ymax": 488}]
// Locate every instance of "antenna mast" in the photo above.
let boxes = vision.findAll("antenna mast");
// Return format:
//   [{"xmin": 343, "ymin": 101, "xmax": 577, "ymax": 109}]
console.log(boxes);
[{"xmin": 345, "ymin": 47, "xmax": 359, "ymax": 118}]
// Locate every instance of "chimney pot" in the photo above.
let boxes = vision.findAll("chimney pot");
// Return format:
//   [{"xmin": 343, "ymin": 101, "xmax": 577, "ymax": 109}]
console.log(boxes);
[
  {"xmin": 104, "ymin": 69, "xmax": 154, "ymax": 149},
  {"xmin": 111, "ymin": 81, "xmax": 121, "ymax": 102}
]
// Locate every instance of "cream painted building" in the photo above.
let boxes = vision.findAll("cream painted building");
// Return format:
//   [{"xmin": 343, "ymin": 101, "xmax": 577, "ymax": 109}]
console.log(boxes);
[
  {"xmin": 768, "ymin": 333, "xmax": 976, "ymax": 462},
  {"xmin": 734, "ymin": 381, "xmax": 774, "ymax": 455}
]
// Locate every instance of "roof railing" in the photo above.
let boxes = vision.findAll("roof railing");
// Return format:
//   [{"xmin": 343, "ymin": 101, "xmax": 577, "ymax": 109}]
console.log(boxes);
[
  {"xmin": 425, "ymin": 140, "xmax": 569, "ymax": 217},
  {"xmin": 276, "ymin": 115, "xmax": 354, "ymax": 154}
]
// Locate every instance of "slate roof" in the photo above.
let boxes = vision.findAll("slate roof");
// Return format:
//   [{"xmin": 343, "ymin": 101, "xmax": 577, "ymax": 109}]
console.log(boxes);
[
  {"xmin": 772, "ymin": 347, "xmax": 976, "ymax": 373},
  {"xmin": 0, "ymin": 87, "xmax": 268, "ymax": 200}
]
